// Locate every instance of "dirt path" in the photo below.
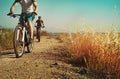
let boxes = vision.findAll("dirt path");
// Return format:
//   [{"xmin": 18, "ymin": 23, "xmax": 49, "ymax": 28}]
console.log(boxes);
[{"xmin": 0, "ymin": 36, "xmax": 88, "ymax": 79}]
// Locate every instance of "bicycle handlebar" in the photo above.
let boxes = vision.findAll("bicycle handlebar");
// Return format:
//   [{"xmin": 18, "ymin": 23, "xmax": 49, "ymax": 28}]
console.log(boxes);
[
  {"xmin": 7, "ymin": 14, "xmax": 21, "ymax": 18},
  {"xmin": 7, "ymin": 12, "xmax": 37, "ymax": 18}
]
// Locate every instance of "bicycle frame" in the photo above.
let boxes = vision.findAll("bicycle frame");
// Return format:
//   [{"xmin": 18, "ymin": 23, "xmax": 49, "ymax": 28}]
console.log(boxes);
[{"xmin": 16, "ymin": 23, "xmax": 27, "ymax": 43}]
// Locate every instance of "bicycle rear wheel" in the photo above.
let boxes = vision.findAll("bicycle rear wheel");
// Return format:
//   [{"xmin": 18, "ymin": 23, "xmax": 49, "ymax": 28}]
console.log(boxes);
[
  {"xmin": 13, "ymin": 25, "xmax": 25, "ymax": 58},
  {"xmin": 26, "ymin": 32, "xmax": 33, "ymax": 53}
]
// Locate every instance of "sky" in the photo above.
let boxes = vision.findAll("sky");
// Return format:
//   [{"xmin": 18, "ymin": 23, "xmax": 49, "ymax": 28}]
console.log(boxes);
[{"xmin": 0, "ymin": 0, "xmax": 120, "ymax": 32}]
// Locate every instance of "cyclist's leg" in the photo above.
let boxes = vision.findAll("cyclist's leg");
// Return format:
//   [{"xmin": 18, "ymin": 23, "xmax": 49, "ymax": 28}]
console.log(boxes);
[
  {"xmin": 27, "ymin": 21, "xmax": 33, "ymax": 39},
  {"xmin": 27, "ymin": 12, "xmax": 35, "ymax": 39}
]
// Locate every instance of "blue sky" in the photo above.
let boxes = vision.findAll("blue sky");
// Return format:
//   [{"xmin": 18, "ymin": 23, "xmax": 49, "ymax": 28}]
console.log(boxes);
[{"xmin": 0, "ymin": 0, "xmax": 120, "ymax": 32}]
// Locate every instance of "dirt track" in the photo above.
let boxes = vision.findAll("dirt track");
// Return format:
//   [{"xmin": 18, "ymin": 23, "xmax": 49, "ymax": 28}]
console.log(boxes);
[{"xmin": 0, "ymin": 36, "xmax": 88, "ymax": 79}]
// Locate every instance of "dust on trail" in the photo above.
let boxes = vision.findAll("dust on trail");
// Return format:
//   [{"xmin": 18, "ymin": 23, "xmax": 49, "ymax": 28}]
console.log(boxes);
[{"xmin": 0, "ymin": 36, "xmax": 88, "ymax": 79}]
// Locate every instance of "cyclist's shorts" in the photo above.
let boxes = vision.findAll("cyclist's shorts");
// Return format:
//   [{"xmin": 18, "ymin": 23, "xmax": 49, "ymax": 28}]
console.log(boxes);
[
  {"xmin": 19, "ymin": 12, "xmax": 34, "ymax": 23},
  {"xmin": 36, "ymin": 26, "xmax": 41, "ymax": 29}
]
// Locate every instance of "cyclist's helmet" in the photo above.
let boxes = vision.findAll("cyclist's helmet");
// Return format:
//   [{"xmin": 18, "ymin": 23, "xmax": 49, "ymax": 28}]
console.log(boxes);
[{"xmin": 38, "ymin": 16, "xmax": 41, "ymax": 19}]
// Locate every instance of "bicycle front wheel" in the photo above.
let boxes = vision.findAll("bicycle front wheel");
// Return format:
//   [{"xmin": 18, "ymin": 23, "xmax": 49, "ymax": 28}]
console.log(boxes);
[
  {"xmin": 13, "ymin": 25, "xmax": 25, "ymax": 58},
  {"xmin": 37, "ymin": 29, "xmax": 41, "ymax": 42}
]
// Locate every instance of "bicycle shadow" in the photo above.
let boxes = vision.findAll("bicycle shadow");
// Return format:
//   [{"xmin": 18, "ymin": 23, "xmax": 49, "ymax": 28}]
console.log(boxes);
[
  {"xmin": 0, "ymin": 50, "xmax": 16, "ymax": 58},
  {"xmin": 0, "ymin": 50, "xmax": 32, "ymax": 58}
]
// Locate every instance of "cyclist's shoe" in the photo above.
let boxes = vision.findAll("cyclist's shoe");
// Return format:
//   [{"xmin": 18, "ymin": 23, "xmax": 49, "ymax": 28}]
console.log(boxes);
[
  {"xmin": 25, "ymin": 41, "xmax": 29, "ymax": 46},
  {"xmin": 29, "ymin": 38, "xmax": 33, "ymax": 44}
]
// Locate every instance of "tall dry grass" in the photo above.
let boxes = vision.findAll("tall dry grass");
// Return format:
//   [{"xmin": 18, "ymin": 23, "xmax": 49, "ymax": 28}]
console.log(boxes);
[
  {"xmin": 62, "ymin": 32, "xmax": 120, "ymax": 79},
  {"xmin": 0, "ymin": 28, "xmax": 13, "ymax": 50}
]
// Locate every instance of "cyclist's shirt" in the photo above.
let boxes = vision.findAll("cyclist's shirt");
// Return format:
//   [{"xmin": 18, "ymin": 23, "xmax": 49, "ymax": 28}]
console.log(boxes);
[
  {"xmin": 15, "ymin": 0, "xmax": 36, "ymax": 12},
  {"xmin": 36, "ymin": 19, "xmax": 43, "ymax": 27}
]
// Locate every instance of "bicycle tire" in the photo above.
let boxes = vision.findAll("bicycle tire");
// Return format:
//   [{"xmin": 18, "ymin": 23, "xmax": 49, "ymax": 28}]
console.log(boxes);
[
  {"xmin": 38, "ymin": 29, "xmax": 40, "ymax": 42},
  {"xmin": 26, "ymin": 31, "xmax": 33, "ymax": 53},
  {"xmin": 13, "ymin": 25, "xmax": 25, "ymax": 58}
]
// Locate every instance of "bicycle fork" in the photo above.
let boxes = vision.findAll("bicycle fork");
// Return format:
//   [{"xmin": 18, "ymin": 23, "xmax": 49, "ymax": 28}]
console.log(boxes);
[
  {"xmin": 16, "ymin": 26, "xmax": 25, "ymax": 43},
  {"xmin": 16, "ymin": 28, "xmax": 20, "ymax": 40},
  {"xmin": 22, "ymin": 27, "xmax": 25, "ymax": 42}
]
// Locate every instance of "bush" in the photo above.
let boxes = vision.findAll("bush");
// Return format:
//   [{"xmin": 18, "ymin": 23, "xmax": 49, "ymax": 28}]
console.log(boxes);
[
  {"xmin": 55, "ymin": 33, "xmax": 69, "ymax": 43},
  {"xmin": 41, "ymin": 30, "xmax": 49, "ymax": 36},
  {"xmin": 64, "ymin": 32, "xmax": 120, "ymax": 79},
  {"xmin": 0, "ymin": 28, "xmax": 13, "ymax": 50},
  {"xmin": 33, "ymin": 30, "xmax": 49, "ymax": 36}
]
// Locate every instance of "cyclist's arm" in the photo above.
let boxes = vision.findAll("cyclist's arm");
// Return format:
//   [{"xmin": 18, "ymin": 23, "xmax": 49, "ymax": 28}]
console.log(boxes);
[
  {"xmin": 9, "ymin": 1, "xmax": 18, "ymax": 13},
  {"xmin": 42, "ymin": 20, "xmax": 44, "ymax": 26},
  {"xmin": 33, "ymin": 1, "xmax": 38, "ymax": 13}
]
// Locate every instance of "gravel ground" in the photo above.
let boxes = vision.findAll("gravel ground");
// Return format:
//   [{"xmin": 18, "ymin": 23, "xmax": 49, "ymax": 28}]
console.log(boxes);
[{"xmin": 0, "ymin": 36, "xmax": 88, "ymax": 79}]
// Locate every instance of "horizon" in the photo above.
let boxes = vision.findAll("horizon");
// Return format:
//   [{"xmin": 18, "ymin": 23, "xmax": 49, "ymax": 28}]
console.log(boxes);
[{"xmin": 0, "ymin": 0, "xmax": 120, "ymax": 33}]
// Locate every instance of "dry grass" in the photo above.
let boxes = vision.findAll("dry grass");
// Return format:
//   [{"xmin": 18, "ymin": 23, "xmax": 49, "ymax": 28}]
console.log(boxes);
[
  {"xmin": 33, "ymin": 30, "xmax": 49, "ymax": 36},
  {"xmin": 60, "ymin": 32, "xmax": 120, "ymax": 79},
  {"xmin": 41, "ymin": 30, "xmax": 49, "ymax": 36},
  {"xmin": 0, "ymin": 28, "xmax": 13, "ymax": 50},
  {"xmin": 55, "ymin": 33, "xmax": 69, "ymax": 43}
]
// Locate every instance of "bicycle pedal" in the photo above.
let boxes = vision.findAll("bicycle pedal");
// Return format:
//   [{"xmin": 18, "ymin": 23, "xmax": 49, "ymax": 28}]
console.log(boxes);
[{"xmin": 25, "ymin": 42, "xmax": 29, "ymax": 46}]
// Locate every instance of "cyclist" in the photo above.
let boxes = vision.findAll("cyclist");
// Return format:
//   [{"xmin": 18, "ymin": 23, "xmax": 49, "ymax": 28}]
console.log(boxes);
[
  {"xmin": 35, "ymin": 16, "xmax": 45, "ymax": 39},
  {"xmin": 7, "ymin": 0, "xmax": 38, "ymax": 41},
  {"xmin": 35, "ymin": 16, "xmax": 45, "ymax": 42},
  {"xmin": 36, "ymin": 16, "xmax": 44, "ymax": 28}
]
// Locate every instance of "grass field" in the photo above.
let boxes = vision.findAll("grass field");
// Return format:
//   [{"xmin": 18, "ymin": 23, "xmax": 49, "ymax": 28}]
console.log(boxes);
[{"xmin": 0, "ymin": 27, "xmax": 120, "ymax": 79}]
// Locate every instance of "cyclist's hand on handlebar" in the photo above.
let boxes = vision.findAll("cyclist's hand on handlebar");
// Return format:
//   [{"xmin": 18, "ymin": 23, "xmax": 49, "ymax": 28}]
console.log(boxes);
[
  {"xmin": 32, "ymin": 12, "xmax": 37, "ymax": 16},
  {"xmin": 7, "ymin": 12, "xmax": 13, "ymax": 16},
  {"xmin": 42, "ymin": 26, "xmax": 45, "ymax": 28}
]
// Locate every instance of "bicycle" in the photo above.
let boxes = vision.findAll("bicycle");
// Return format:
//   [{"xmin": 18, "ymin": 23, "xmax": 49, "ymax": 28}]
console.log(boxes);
[
  {"xmin": 35, "ymin": 26, "xmax": 45, "ymax": 42},
  {"xmin": 35, "ymin": 26, "xmax": 41, "ymax": 42},
  {"xmin": 8, "ymin": 14, "xmax": 34, "ymax": 58}
]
